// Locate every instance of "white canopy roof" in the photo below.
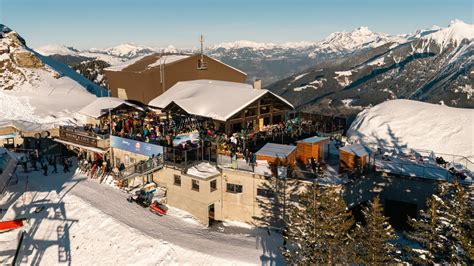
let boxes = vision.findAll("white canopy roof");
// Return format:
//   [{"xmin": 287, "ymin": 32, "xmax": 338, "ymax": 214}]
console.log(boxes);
[
  {"xmin": 78, "ymin": 97, "xmax": 143, "ymax": 118},
  {"xmin": 148, "ymin": 80, "xmax": 293, "ymax": 121}
]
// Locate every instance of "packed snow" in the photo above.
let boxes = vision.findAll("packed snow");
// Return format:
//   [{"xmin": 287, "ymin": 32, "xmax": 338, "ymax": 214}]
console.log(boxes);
[
  {"xmin": 0, "ymin": 162, "xmax": 283, "ymax": 264},
  {"xmin": 348, "ymin": 99, "xmax": 474, "ymax": 160}
]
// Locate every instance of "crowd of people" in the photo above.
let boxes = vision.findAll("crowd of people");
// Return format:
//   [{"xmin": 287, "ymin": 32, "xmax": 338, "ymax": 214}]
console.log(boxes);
[
  {"xmin": 104, "ymin": 109, "xmax": 329, "ymax": 157},
  {"xmin": 19, "ymin": 152, "xmax": 72, "ymax": 176}
]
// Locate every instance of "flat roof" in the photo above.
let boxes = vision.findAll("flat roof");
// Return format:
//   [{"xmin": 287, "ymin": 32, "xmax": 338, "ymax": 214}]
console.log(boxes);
[
  {"xmin": 256, "ymin": 143, "xmax": 296, "ymax": 158},
  {"xmin": 299, "ymin": 136, "xmax": 330, "ymax": 143}
]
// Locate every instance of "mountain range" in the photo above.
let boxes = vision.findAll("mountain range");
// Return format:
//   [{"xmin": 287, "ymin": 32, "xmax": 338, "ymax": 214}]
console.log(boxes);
[
  {"xmin": 29, "ymin": 19, "xmax": 474, "ymax": 120},
  {"xmin": 267, "ymin": 19, "xmax": 473, "ymax": 118}
]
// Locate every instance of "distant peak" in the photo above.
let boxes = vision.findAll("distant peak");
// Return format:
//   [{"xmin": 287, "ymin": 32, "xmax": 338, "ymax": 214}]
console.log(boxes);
[
  {"xmin": 353, "ymin": 26, "xmax": 372, "ymax": 34},
  {"xmin": 422, "ymin": 19, "xmax": 473, "ymax": 47},
  {"xmin": 449, "ymin": 19, "xmax": 468, "ymax": 27}
]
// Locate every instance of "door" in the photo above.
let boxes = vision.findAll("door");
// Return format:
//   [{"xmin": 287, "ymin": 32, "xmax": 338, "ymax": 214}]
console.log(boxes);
[{"xmin": 208, "ymin": 204, "xmax": 215, "ymax": 226}]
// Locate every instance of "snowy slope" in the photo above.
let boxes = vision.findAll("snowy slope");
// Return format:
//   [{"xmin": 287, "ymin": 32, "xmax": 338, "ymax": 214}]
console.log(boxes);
[
  {"xmin": 33, "ymin": 44, "xmax": 78, "ymax": 56},
  {"xmin": 347, "ymin": 100, "xmax": 474, "ymax": 159},
  {"xmin": 422, "ymin": 19, "xmax": 473, "ymax": 49},
  {"xmin": 0, "ymin": 25, "xmax": 103, "ymax": 125},
  {"xmin": 0, "ymin": 171, "xmax": 255, "ymax": 265}
]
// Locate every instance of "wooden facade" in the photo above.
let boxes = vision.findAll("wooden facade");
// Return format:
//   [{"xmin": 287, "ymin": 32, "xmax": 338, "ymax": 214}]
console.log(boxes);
[
  {"xmin": 296, "ymin": 136, "xmax": 330, "ymax": 164},
  {"xmin": 224, "ymin": 93, "xmax": 291, "ymax": 135},
  {"xmin": 162, "ymin": 91, "xmax": 293, "ymax": 135},
  {"xmin": 105, "ymin": 54, "xmax": 247, "ymax": 104},
  {"xmin": 256, "ymin": 143, "xmax": 297, "ymax": 166},
  {"xmin": 339, "ymin": 144, "xmax": 369, "ymax": 173}
]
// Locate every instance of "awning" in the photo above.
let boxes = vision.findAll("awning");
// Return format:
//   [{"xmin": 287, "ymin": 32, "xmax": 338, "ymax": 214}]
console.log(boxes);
[{"xmin": 54, "ymin": 138, "xmax": 109, "ymax": 154}]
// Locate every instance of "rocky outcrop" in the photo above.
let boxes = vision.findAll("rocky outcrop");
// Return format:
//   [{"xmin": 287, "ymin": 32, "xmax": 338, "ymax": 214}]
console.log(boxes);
[{"xmin": 12, "ymin": 51, "xmax": 44, "ymax": 68}]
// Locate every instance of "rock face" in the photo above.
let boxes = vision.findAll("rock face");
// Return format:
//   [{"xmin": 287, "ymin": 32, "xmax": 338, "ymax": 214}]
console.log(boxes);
[{"xmin": 12, "ymin": 51, "xmax": 44, "ymax": 68}]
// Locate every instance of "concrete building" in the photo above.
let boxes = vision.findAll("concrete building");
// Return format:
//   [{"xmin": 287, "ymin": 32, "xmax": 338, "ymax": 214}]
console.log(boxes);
[{"xmin": 104, "ymin": 54, "xmax": 247, "ymax": 104}]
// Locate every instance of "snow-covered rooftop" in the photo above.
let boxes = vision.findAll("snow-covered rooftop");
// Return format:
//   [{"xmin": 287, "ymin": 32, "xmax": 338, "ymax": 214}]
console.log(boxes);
[
  {"xmin": 186, "ymin": 162, "xmax": 220, "ymax": 179},
  {"xmin": 256, "ymin": 143, "xmax": 296, "ymax": 158},
  {"xmin": 78, "ymin": 97, "xmax": 143, "ymax": 118},
  {"xmin": 339, "ymin": 143, "xmax": 370, "ymax": 157},
  {"xmin": 148, "ymin": 80, "xmax": 293, "ymax": 121},
  {"xmin": 299, "ymin": 136, "xmax": 330, "ymax": 143}
]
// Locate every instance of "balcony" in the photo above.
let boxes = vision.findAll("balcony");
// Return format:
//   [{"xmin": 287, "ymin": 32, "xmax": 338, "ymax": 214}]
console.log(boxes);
[{"xmin": 57, "ymin": 126, "xmax": 110, "ymax": 151}]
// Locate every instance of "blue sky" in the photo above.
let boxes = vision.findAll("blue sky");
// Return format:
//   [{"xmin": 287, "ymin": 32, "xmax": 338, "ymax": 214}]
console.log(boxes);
[{"xmin": 0, "ymin": 0, "xmax": 472, "ymax": 49}]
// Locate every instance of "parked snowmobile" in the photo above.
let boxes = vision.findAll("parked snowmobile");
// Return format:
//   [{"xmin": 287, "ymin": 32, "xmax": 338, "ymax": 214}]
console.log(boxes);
[{"xmin": 149, "ymin": 201, "xmax": 168, "ymax": 216}]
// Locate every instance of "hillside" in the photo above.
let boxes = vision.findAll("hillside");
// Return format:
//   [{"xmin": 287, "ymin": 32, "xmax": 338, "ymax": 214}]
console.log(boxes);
[
  {"xmin": 267, "ymin": 20, "xmax": 474, "ymax": 118},
  {"xmin": 0, "ymin": 24, "xmax": 104, "ymax": 125}
]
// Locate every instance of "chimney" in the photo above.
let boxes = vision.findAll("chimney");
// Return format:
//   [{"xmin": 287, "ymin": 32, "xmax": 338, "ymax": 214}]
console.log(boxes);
[{"xmin": 253, "ymin": 79, "xmax": 262, "ymax": 90}]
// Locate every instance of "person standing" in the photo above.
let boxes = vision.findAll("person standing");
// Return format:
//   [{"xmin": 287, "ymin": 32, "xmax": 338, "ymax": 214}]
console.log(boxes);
[
  {"xmin": 51, "ymin": 157, "xmax": 58, "ymax": 174},
  {"xmin": 63, "ymin": 157, "xmax": 69, "ymax": 173},
  {"xmin": 42, "ymin": 163, "xmax": 48, "ymax": 176}
]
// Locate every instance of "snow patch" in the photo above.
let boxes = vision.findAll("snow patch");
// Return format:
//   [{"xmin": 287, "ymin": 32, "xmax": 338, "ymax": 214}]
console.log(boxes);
[{"xmin": 293, "ymin": 72, "xmax": 308, "ymax": 81}]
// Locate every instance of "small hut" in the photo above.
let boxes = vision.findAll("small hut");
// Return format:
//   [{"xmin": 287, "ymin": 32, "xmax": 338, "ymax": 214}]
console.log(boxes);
[
  {"xmin": 256, "ymin": 143, "xmax": 297, "ymax": 165},
  {"xmin": 339, "ymin": 143, "xmax": 370, "ymax": 173},
  {"xmin": 296, "ymin": 136, "xmax": 330, "ymax": 164}
]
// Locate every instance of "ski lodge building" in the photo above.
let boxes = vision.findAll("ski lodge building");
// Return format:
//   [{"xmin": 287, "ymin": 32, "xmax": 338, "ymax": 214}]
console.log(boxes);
[
  {"xmin": 104, "ymin": 53, "xmax": 247, "ymax": 104},
  {"xmin": 148, "ymin": 79, "xmax": 293, "ymax": 135}
]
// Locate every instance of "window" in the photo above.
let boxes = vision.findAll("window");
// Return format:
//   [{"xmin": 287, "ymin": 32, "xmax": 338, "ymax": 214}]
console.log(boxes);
[
  {"xmin": 174, "ymin": 175, "xmax": 181, "ymax": 186},
  {"xmin": 226, "ymin": 183, "xmax": 243, "ymax": 193},
  {"xmin": 257, "ymin": 188, "xmax": 275, "ymax": 198},
  {"xmin": 210, "ymin": 180, "xmax": 217, "ymax": 192},
  {"xmin": 192, "ymin": 179, "xmax": 200, "ymax": 191}
]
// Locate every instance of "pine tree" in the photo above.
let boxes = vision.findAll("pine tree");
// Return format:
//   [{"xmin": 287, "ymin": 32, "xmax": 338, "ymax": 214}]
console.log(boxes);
[
  {"xmin": 406, "ymin": 194, "xmax": 450, "ymax": 264},
  {"xmin": 406, "ymin": 180, "xmax": 473, "ymax": 264},
  {"xmin": 441, "ymin": 180, "xmax": 473, "ymax": 264},
  {"xmin": 353, "ymin": 196, "xmax": 398, "ymax": 264},
  {"xmin": 282, "ymin": 183, "xmax": 354, "ymax": 264}
]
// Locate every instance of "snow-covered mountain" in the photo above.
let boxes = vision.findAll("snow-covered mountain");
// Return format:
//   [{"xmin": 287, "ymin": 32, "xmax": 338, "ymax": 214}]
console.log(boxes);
[
  {"xmin": 205, "ymin": 27, "xmax": 405, "ymax": 84},
  {"xmin": 0, "ymin": 24, "xmax": 105, "ymax": 125},
  {"xmin": 35, "ymin": 26, "xmax": 406, "ymax": 85},
  {"xmin": 268, "ymin": 20, "xmax": 473, "ymax": 117}
]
